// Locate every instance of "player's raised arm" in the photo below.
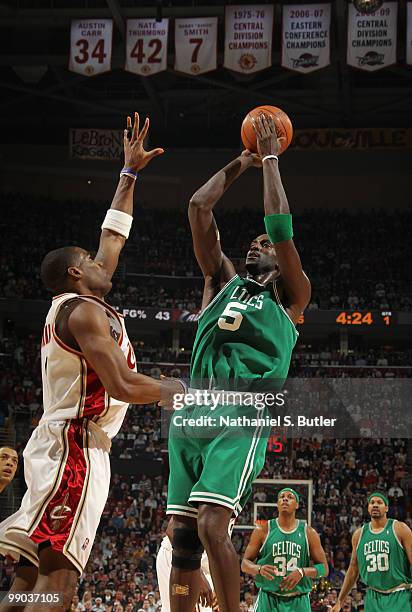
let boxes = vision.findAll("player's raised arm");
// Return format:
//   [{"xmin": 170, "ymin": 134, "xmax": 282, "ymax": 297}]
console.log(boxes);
[
  {"xmin": 67, "ymin": 300, "xmax": 182, "ymax": 405},
  {"xmin": 188, "ymin": 152, "xmax": 259, "ymax": 301},
  {"xmin": 253, "ymin": 115, "xmax": 311, "ymax": 324},
  {"xmin": 332, "ymin": 529, "xmax": 361, "ymax": 612},
  {"xmin": 241, "ymin": 524, "xmax": 277, "ymax": 580},
  {"xmin": 94, "ymin": 112, "xmax": 164, "ymax": 280}
]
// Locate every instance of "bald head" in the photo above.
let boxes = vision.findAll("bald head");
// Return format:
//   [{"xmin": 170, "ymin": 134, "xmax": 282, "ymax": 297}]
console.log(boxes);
[{"xmin": 40, "ymin": 246, "xmax": 85, "ymax": 294}]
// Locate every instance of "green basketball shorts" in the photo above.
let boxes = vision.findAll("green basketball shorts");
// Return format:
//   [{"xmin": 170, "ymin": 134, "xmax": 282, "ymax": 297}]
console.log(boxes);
[
  {"xmin": 166, "ymin": 402, "xmax": 271, "ymax": 519},
  {"xmin": 365, "ymin": 588, "xmax": 412, "ymax": 612},
  {"xmin": 254, "ymin": 590, "xmax": 311, "ymax": 612}
]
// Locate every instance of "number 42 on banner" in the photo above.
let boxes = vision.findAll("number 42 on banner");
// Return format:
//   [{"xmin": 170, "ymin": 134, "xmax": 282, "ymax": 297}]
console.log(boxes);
[{"xmin": 69, "ymin": 20, "xmax": 113, "ymax": 77}]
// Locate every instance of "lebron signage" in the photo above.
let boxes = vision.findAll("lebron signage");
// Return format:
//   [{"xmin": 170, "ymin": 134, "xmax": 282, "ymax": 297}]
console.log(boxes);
[
  {"xmin": 347, "ymin": 1, "xmax": 397, "ymax": 71},
  {"xmin": 174, "ymin": 17, "xmax": 218, "ymax": 75},
  {"xmin": 224, "ymin": 5, "xmax": 274, "ymax": 74},
  {"xmin": 69, "ymin": 20, "xmax": 113, "ymax": 76},
  {"xmin": 281, "ymin": 4, "xmax": 331, "ymax": 73},
  {"xmin": 70, "ymin": 129, "xmax": 123, "ymax": 160}
]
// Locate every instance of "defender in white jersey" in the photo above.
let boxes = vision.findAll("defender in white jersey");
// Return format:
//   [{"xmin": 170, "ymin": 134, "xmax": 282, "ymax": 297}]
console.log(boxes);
[{"xmin": 0, "ymin": 114, "xmax": 183, "ymax": 612}]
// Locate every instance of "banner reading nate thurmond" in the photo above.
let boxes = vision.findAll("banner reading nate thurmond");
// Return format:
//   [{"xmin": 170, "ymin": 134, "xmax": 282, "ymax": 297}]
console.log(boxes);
[
  {"xmin": 281, "ymin": 4, "xmax": 331, "ymax": 73},
  {"xmin": 70, "ymin": 129, "xmax": 123, "ymax": 160},
  {"xmin": 347, "ymin": 2, "xmax": 397, "ymax": 71}
]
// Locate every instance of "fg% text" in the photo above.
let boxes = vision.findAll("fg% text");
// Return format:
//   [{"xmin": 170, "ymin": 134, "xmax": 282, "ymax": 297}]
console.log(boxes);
[{"xmin": 121, "ymin": 308, "xmax": 147, "ymax": 319}]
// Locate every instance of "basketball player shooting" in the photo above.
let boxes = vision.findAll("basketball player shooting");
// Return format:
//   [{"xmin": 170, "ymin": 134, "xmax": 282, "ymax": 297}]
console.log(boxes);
[
  {"xmin": 0, "ymin": 113, "xmax": 184, "ymax": 612},
  {"xmin": 166, "ymin": 114, "xmax": 311, "ymax": 612}
]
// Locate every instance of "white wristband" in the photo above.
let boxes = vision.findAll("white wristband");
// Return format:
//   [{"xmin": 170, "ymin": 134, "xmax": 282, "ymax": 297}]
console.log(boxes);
[
  {"xmin": 262, "ymin": 154, "xmax": 279, "ymax": 162},
  {"xmin": 101, "ymin": 209, "xmax": 133, "ymax": 239},
  {"xmin": 296, "ymin": 567, "xmax": 304, "ymax": 578}
]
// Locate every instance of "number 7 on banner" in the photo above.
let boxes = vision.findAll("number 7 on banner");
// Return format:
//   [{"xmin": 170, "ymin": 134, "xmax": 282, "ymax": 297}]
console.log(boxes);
[
  {"xmin": 69, "ymin": 20, "xmax": 113, "ymax": 76},
  {"xmin": 125, "ymin": 19, "xmax": 169, "ymax": 76}
]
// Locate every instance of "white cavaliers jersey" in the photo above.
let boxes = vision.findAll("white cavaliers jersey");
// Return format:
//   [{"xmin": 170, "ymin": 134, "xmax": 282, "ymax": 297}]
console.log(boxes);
[{"xmin": 40, "ymin": 293, "xmax": 136, "ymax": 439}]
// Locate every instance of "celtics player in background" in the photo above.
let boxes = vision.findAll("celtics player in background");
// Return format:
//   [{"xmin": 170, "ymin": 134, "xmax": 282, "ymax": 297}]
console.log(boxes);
[
  {"xmin": 166, "ymin": 114, "xmax": 311, "ymax": 612},
  {"xmin": 242, "ymin": 488, "xmax": 328, "ymax": 611},
  {"xmin": 332, "ymin": 492, "xmax": 412, "ymax": 612}
]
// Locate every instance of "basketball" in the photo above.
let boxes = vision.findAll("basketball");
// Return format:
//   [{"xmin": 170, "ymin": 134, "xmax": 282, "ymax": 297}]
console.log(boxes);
[{"xmin": 241, "ymin": 105, "xmax": 293, "ymax": 155}]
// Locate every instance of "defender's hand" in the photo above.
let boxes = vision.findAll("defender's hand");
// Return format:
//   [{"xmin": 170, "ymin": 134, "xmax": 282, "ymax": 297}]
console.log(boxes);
[
  {"xmin": 158, "ymin": 375, "xmax": 186, "ymax": 410},
  {"xmin": 124, "ymin": 112, "xmax": 164, "ymax": 171},
  {"xmin": 252, "ymin": 114, "xmax": 285, "ymax": 158},
  {"xmin": 241, "ymin": 149, "xmax": 262, "ymax": 168}
]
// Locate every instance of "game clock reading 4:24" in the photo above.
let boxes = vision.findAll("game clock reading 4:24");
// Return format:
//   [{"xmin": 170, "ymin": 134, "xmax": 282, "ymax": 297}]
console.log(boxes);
[{"xmin": 335, "ymin": 311, "xmax": 392, "ymax": 326}]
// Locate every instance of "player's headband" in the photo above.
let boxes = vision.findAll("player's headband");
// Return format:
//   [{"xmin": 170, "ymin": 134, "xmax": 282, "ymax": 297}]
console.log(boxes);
[
  {"xmin": 368, "ymin": 492, "xmax": 389, "ymax": 506},
  {"xmin": 278, "ymin": 488, "xmax": 300, "ymax": 503}
]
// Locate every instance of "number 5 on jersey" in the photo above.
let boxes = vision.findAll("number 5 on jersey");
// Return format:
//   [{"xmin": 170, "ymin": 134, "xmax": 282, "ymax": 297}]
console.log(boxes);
[{"xmin": 218, "ymin": 302, "xmax": 247, "ymax": 332}]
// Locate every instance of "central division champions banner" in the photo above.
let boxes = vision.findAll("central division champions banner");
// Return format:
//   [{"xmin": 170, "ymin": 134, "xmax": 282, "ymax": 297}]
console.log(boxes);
[
  {"xmin": 69, "ymin": 20, "xmax": 113, "ymax": 76},
  {"xmin": 407, "ymin": 3, "xmax": 412, "ymax": 65},
  {"xmin": 125, "ymin": 19, "xmax": 169, "ymax": 76},
  {"xmin": 224, "ymin": 5, "xmax": 274, "ymax": 73},
  {"xmin": 281, "ymin": 4, "xmax": 331, "ymax": 73},
  {"xmin": 347, "ymin": 2, "xmax": 397, "ymax": 71},
  {"xmin": 174, "ymin": 17, "xmax": 218, "ymax": 74}
]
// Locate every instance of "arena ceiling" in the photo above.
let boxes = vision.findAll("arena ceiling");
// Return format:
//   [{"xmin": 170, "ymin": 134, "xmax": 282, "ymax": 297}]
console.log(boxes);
[{"xmin": 0, "ymin": 0, "xmax": 411, "ymax": 148}]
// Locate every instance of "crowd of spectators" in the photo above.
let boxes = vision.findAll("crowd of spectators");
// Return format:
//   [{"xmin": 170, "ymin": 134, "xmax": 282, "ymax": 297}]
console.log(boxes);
[
  {"xmin": 1, "ymin": 438, "xmax": 407, "ymax": 611},
  {"xmin": 1, "ymin": 193, "xmax": 411, "ymax": 311}
]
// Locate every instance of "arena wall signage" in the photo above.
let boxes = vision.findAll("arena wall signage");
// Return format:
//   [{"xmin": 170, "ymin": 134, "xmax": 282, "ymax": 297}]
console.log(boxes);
[
  {"xmin": 223, "ymin": 5, "xmax": 274, "ymax": 73},
  {"xmin": 407, "ymin": 3, "xmax": 412, "ymax": 65},
  {"xmin": 281, "ymin": 4, "xmax": 331, "ymax": 73},
  {"xmin": 290, "ymin": 127, "xmax": 412, "ymax": 150},
  {"xmin": 70, "ymin": 129, "xmax": 123, "ymax": 160},
  {"xmin": 174, "ymin": 17, "xmax": 218, "ymax": 75},
  {"xmin": 69, "ymin": 19, "xmax": 113, "ymax": 76},
  {"xmin": 347, "ymin": 1, "xmax": 397, "ymax": 71},
  {"xmin": 125, "ymin": 18, "xmax": 169, "ymax": 76}
]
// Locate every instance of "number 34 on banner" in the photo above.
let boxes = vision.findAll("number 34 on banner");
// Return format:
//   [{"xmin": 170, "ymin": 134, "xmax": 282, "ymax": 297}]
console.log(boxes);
[
  {"xmin": 69, "ymin": 20, "xmax": 113, "ymax": 77},
  {"xmin": 125, "ymin": 19, "xmax": 169, "ymax": 76}
]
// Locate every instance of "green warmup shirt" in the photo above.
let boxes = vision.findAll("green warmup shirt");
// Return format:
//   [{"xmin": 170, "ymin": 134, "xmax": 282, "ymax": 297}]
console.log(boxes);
[
  {"xmin": 254, "ymin": 518, "xmax": 312, "ymax": 595},
  {"xmin": 357, "ymin": 519, "xmax": 411, "ymax": 592},
  {"xmin": 190, "ymin": 275, "xmax": 298, "ymax": 391}
]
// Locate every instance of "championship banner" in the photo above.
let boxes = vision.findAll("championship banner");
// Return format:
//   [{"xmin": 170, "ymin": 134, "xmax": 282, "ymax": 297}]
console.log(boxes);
[
  {"xmin": 125, "ymin": 19, "xmax": 169, "ymax": 76},
  {"xmin": 347, "ymin": 2, "xmax": 397, "ymax": 71},
  {"xmin": 290, "ymin": 127, "xmax": 412, "ymax": 150},
  {"xmin": 281, "ymin": 4, "xmax": 331, "ymax": 73},
  {"xmin": 407, "ymin": 3, "xmax": 412, "ymax": 65},
  {"xmin": 70, "ymin": 129, "xmax": 123, "ymax": 160},
  {"xmin": 69, "ymin": 20, "xmax": 113, "ymax": 76},
  {"xmin": 174, "ymin": 17, "xmax": 218, "ymax": 75},
  {"xmin": 224, "ymin": 5, "xmax": 274, "ymax": 73}
]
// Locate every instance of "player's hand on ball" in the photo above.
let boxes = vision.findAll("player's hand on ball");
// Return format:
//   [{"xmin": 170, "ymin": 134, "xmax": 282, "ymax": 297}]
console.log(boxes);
[
  {"xmin": 241, "ymin": 149, "xmax": 262, "ymax": 168},
  {"xmin": 123, "ymin": 111, "xmax": 164, "ymax": 171},
  {"xmin": 279, "ymin": 569, "xmax": 304, "ymax": 591},
  {"xmin": 252, "ymin": 114, "xmax": 285, "ymax": 158},
  {"xmin": 198, "ymin": 570, "xmax": 214, "ymax": 608},
  {"xmin": 258, "ymin": 564, "xmax": 278, "ymax": 580}
]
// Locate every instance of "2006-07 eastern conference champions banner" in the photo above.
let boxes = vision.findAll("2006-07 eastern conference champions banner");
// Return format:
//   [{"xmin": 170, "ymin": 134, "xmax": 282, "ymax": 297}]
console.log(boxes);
[
  {"xmin": 224, "ymin": 5, "xmax": 274, "ymax": 74},
  {"xmin": 174, "ymin": 17, "xmax": 218, "ymax": 75},
  {"xmin": 347, "ymin": 1, "xmax": 397, "ymax": 71},
  {"xmin": 281, "ymin": 4, "xmax": 331, "ymax": 73}
]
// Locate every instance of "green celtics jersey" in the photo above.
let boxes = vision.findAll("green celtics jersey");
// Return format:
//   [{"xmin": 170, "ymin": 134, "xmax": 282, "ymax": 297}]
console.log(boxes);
[
  {"xmin": 190, "ymin": 275, "xmax": 298, "ymax": 391},
  {"xmin": 255, "ymin": 518, "xmax": 312, "ymax": 595},
  {"xmin": 356, "ymin": 519, "xmax": 411, "ymax": 591}
]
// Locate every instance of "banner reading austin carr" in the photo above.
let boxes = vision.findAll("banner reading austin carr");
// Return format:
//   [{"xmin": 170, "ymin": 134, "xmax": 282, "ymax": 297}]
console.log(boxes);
[
  {"xmin": 347, "ymin": 2, "xmax": 397, "ymax": 71},
  {"xmin": 125, "ymin": 19, "xmax": 169, "ymax": 76},
  {"xmin": 224, "ymin": 5, "xmax": 274, "ymax": 73},
  {"xmin": 174, "ymin": 17, "xmax": 218, "ymax": 75},
  {"xmin": 281, "ymin": 4, "xmax": 331, "ymax": 73},
  {"xmin": 407, "ymin": 3, "xmax": 412, "ymax": 65},
  {"xmin": 69, "ymin": 20, "xmax": 113, "ymax": 76}
]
